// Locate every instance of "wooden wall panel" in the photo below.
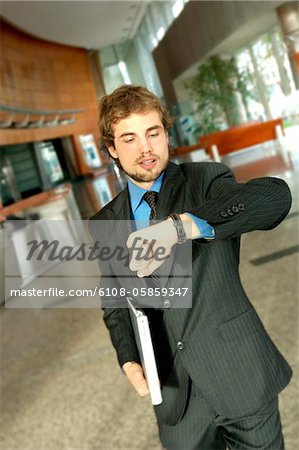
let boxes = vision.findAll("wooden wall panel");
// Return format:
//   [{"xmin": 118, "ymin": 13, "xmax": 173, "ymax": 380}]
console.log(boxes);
[{"xmin": 0, "ymin": 20, "xmax": 103, "ymax": 174}]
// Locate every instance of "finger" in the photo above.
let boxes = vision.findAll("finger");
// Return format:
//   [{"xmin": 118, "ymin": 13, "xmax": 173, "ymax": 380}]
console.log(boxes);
[
  {"xmin": 127, "ymin": 230, "xmax": 156, "ymax": 249},
  {"xmin": 135, "ymin": 261, "xmax": 151, "ymax": 275},
  {"xmin": 137, "ymin": 247, "xmax": 171, "ymax": 276},
  {"xmin": 134, "ymin": 372, "xmax": 149, "ymax": 396},
  {"xmin": 129, "ymin": 254, "xmax": 150, "ymax": 272},
  {"xmin": 127, "ymin": 366, "xmax": 149, "ymax": 396},
  {"xmin": 129, "ymin": 243, "xmax": 154, "ymax": 271},
  {"xmin": 126, "ymin": 231, "xmax": 151, "ymax": 249},
  {"xmin": 136, "ymin": 265, "xmax": 152, "ymax": 277},
  {"xmin": 137, "ymin": 259, "xmax": 163, "ymax": 277}
]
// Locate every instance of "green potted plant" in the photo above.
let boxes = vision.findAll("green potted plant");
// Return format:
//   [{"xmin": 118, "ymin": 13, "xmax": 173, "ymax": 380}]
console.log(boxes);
[{"xmin": 186, "ymin": 56, "xmax": 251, "ymax": 137}]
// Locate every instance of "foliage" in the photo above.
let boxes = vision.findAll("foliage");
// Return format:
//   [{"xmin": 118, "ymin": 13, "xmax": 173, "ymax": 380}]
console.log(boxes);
[
  {"xmin": 187, "ymin": 61, "xmax": 225, "ymax": 135},
  {"xmin": 186, "ymin": 56, "xmax": 252, "ymax": 135}
]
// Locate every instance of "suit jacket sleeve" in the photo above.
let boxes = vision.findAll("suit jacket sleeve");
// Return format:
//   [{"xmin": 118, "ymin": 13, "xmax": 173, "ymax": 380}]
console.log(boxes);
[
  {"xmin": 89, "ymin": 219, "xmax": 140, "ymax": 368},
  {"xmin": 185, "ymin": 163, "xmax": 292, "ymax": 240}
]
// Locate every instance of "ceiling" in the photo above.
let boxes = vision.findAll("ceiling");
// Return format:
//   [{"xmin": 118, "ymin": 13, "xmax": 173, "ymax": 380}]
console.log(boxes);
[{"xmin": 1, "ymin": 1, "xmax": 149, "ymax": 50}]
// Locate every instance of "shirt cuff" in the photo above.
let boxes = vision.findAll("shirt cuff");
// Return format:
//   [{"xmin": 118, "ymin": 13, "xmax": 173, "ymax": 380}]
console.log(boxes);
[{"xmin": 185, "ymin": 213, "xmax": 215, "ymax": 239}]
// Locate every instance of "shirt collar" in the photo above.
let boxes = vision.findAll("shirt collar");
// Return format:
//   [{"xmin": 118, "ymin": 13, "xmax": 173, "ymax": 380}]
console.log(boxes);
[{"xmin": 128, "ymin": 171, "xmax": 165, "ymax": 212}]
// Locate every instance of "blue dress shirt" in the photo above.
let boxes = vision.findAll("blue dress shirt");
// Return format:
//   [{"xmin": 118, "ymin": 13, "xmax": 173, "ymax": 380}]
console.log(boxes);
[{"xmin": 127, "ymin": 172, "xmax": 215, "ymax": 239}]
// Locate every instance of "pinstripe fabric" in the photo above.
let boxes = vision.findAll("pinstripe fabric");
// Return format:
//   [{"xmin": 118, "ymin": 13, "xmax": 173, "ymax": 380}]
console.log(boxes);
[
  {"xmin": 220, "ymin": 396, "xmax": 284, "ymax": 450},
  {"xmin": 159, "ymin": 385, "xmax": 284, "ymax": 449},
  {"xmin": 90, "ymin": 162, "xmax": 292, "ymax": 444}
]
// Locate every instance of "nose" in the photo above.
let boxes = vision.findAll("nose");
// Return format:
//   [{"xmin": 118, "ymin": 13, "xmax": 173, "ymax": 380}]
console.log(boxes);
[{"xmin": 139, "ymin": 136, "xmax": 153, "ymax": 154}]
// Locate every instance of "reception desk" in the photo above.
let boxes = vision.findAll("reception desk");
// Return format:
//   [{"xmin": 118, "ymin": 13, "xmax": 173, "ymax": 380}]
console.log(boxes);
[
  {"xmin": 0, "ymin": 183, "xmax": 81, "ymax": 222},
  {"xmin": 172, "ymin": 119, "xmax": 286, "ymax": 163},
  {"xmin": 0, "ymin": 184, "xmax": 83, "ymax": 305},
  {"xmin": 199, "ymin": 118, "xmax": 285, "ymax": 161}
]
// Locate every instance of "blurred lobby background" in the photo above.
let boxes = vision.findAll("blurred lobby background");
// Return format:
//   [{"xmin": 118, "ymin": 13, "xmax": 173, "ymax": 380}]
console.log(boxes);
[{"xmin": 0, "ymin": 1, "xmax": 298, "ymax": 449}]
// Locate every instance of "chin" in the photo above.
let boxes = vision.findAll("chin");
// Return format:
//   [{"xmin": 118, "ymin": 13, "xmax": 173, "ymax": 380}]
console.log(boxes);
[{"xmin": 130, "ymin": 171, "xmax": 159, "ymax": 183}]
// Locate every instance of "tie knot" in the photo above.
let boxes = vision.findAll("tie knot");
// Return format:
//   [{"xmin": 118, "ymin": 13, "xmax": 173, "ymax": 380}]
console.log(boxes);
[{"xmin": 143, "ymin": 191, "xmax": 158, "ymax": 208}]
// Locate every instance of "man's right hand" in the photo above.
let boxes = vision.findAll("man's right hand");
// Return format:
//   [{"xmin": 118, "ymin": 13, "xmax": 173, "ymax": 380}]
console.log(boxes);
[{"xmin": 122, "ymin": 361, "xmax": 149, "ymax": 397}]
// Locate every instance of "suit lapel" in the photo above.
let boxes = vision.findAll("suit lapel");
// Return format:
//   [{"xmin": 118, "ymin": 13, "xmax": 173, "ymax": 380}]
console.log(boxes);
[
  {"xmin": 156, "ymin": 162, "xmax": 186, "ymax": 219},
  {"xmin": 156, "ymin": 163, "xmax": 187, "ymax": 288},
  {"xmin": 107, "ymin": 186, "xmax": 130, "ymax": 220}
]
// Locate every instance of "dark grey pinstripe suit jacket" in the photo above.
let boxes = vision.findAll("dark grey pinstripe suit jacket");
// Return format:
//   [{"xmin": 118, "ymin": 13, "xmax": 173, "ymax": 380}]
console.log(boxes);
[{"xmin": 90, "ymin": 161, "xmax": 292, "ymax": 426}]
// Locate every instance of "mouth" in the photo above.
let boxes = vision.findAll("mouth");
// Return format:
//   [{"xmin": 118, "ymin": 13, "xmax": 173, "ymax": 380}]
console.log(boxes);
[{"xmin": 138, "ymin": 158, "xmax": 157, "ymax": 170}]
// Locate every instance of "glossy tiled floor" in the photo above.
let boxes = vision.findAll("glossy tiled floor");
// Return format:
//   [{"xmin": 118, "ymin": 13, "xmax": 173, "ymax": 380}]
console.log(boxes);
[{"xmin": 1, "ymin": 127, "xmax": 298, "ymax": 449}]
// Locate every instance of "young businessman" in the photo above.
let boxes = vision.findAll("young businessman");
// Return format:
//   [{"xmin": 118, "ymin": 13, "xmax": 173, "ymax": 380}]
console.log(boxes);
[{"xmin": 90, "ymin": 85, "xmax": 292, "ymax": 449}]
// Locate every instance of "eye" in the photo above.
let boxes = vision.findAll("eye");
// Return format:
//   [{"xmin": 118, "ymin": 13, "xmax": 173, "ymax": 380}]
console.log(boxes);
[
  {"xmin": 148, "ymin": 132, "xmax": 159, "ymax": 139},
  {"xmin": 124, "ymin": 137, "xmax": 135, "ymax": 144}
]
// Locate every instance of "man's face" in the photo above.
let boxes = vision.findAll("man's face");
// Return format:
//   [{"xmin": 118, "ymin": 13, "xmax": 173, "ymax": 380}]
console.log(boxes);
[{"xmin": 107, "ymin": 110, "xmax": 170, "ymax": 188}]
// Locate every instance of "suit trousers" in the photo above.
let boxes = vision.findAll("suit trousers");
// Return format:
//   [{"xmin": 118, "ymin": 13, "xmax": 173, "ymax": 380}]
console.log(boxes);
[{"xmin": 158, "ymin": 380, "xmax": 284, "ymax": 450}]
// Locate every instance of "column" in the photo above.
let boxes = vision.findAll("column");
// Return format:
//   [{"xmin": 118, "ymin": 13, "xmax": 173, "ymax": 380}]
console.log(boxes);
[
  {"xmin": 269, "ymin": 30, "xmax": 292, "ymax": 96},
  {"xmin": 276, "ymin": 1, "xmax": 299, "ymax": 89},
  {"xmin": 247, "ymin": 47, "xmax": 273, "ymax": 120}
]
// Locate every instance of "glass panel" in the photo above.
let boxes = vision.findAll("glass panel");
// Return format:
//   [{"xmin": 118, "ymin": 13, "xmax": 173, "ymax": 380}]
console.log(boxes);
[
  {"xmin": 236, "ymin": 25, "xmax": 296, "ymax": 120},
  {"xmin": 39, "ymin": 143, "xmax": 64, "ymax": 184},
  {"xmin": 103, "ymin": 64, "xmax": 125, "ymax": 95},
  {"xmin": 79, "ymin": 134, "xmax": 102, "ymax": 169}
]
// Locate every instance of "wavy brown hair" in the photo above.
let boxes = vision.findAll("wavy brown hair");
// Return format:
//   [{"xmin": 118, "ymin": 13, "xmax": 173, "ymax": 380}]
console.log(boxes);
[{"xmin": 99, "ymin": 85, "xmax": 173, "ymax": 152}]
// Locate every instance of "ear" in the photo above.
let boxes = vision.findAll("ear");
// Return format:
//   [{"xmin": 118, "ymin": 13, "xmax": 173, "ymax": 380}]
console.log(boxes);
[
  {"xmin": 164, "ymin": 130, "xmax": 169, "ymax": 146},
  {"xmin": 107, "ymin": 145, "xmax": 118, "ymax": 159}
]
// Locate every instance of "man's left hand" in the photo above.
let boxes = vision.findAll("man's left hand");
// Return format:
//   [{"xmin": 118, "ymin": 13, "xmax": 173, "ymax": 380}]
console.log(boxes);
[{"xmin": 126, "ymin": 219, "xmax": 177, "ymax": 277}]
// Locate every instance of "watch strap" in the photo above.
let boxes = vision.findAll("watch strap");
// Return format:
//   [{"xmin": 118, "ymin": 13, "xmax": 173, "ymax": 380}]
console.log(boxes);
[{"xmin": 168, "ymin": 213, "xmax": 187, "ymax": 244}]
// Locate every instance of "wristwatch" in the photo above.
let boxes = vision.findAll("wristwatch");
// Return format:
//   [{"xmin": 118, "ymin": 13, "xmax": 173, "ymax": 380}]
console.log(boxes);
[{"xmin": 168, "ymin": 213, "xmax": 187, "ymax": 244}]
